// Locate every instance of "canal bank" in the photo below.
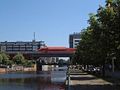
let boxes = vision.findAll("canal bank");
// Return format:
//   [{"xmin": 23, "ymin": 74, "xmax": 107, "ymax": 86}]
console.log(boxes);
[
  {"xmin": 0, "ymin": 68, "xmax": 6, "ymax": 73},
  {"xmin": 0, "ymin": 64, "xmax": 36, "ymax": 73},
  {"xmin": 66, "ymin": 69, "xmax": 120, "ymax": 90}
]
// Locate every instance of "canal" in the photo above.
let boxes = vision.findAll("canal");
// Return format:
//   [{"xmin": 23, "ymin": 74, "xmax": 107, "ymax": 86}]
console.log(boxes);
[{"xmin": 0, "ymin": 66, "xmax": 67, "ymax": 90}]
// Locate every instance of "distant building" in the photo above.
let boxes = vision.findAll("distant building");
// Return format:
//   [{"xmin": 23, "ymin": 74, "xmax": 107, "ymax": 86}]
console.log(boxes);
[
  {"xmin": 69, "ymin": 32, "xmax": 81, "ymax": 48},
  {"xmin": 0, "ymin": 40, "xmax": 45, "ymax": 52}
]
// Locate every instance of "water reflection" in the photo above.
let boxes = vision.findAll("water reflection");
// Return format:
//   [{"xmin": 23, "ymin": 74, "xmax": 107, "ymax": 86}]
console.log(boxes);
[{"xmin": 0, "ymin": 71, "xmax": 65, "ymax": 90}]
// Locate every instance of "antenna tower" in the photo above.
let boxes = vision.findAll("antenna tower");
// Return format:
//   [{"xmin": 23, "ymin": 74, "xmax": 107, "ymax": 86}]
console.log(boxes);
[{"xmin": 34, "ymin": 32, "xmax": 36, "ymax": 41}]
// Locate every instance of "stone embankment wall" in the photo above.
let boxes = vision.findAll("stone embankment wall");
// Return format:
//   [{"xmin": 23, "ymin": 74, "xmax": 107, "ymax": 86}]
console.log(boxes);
[
  {"xmin": 0, "ymin": 64, "xmax": 36, "ymax": 73},
  {"xmin": 0, "ymin": 68, "xmax": 6, "ymax": 73},
  {"xmin": 24, "ymin": 64, "xmax": 36, "ymax": 72}
]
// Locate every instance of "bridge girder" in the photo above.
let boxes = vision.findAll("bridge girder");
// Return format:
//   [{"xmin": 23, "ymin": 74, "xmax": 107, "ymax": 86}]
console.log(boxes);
[{"xmin": 6, "ymin": 52, "xmax": 74, "ymax": 60}]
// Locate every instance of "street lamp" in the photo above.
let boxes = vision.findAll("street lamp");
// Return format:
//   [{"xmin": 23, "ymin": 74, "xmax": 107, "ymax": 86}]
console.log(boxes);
[
  {"xmin": 112, "ymin": 56, "xmax": 116, "ymax": 73},
  {"xmin": 67, "ymin": 58, "xmax": 71, "ymax": 90}
]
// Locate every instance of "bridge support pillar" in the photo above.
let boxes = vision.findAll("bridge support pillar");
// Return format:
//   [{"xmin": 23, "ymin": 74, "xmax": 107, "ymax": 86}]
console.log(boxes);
[{"xmin": 36, "ymin": 61, "xmax": 42, "ymax": 71}]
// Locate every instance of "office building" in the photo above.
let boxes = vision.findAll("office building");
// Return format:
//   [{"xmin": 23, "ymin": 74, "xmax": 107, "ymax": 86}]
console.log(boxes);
[
  {"xmin": 69, "ymin": 32, "xmax": 81, "ymax": 48},
  {"xmin": 0, "ymin": 40, "xmax": 45, "ymax": 52}
]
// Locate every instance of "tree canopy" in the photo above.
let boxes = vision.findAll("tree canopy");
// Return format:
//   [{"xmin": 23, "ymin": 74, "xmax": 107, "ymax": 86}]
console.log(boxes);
[{"xmin": 73, "ymin": 0, "xmax": 120, "ymax": 69}]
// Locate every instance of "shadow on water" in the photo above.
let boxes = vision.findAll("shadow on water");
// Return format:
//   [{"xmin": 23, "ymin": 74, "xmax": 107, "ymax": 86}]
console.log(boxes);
[{"xmin": 0, "ymin": 71, "xmax": 65, "ymax": 90}]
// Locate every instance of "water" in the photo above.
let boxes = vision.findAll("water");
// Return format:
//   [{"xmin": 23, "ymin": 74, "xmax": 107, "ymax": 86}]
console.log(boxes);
[
  {"xmin": 51, "ymin": 67, "xmax": 67, "ymax": 83},
  {"xmin": 0, "ymin": 69, "xmax": 66, "ymax": 90}
]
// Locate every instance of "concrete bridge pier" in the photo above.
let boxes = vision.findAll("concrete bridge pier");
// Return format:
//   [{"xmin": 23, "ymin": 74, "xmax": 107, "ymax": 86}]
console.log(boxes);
[{"xmin": 36, "ymin": 60, "xmax": 42, "ymax": 71}]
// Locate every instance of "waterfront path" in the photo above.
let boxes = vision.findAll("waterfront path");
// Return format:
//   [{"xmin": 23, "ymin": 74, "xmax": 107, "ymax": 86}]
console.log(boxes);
[{"xmin": 66, "ymin": 70, "xmax": 120, "ymax": 90}]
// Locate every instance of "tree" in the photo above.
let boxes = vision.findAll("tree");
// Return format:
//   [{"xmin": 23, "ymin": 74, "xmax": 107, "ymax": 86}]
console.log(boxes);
[
  {"xmin": 22, "ymin": 60, "xmax": 34, "ymax": 67},
  {"xmin": 73, "ymin": 0, "xmax": 120, "ymax": 76},
  {"xmin": 58, "ymin": 59, "xmax": 65, "ymax": 66},
  {"xmin": 0, "ymin": 52, "xmax": 10, "ymax": 65},
  {"xmin": 13, "ymin": 53, "xmax": 25, "ymax": 65},
  {"xmin": 97, "ymin": 0, "xmax": 120, "ymax": 71},
  {"xmin": 0, "ymin": 54, "xmax": 3, "ymax": 64}
]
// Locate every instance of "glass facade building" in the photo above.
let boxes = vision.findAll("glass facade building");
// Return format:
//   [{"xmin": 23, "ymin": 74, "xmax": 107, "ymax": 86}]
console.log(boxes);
[
  {"xmin": 69, "ymin": 33, "xmax": 81, "ymax": 48},
  {"xmin": 0, "ymin": 40, "xmax": 45, "ymax": 52}
]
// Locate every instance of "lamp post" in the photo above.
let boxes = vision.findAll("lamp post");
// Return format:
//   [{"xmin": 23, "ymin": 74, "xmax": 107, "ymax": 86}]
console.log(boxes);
[
  {"xmin": 112, "ymin": 57, "xmax": 116, "ymax": 73},
  {"xmin": 67, "ymin": 58, "xmax": 71, "ymax": 90}
]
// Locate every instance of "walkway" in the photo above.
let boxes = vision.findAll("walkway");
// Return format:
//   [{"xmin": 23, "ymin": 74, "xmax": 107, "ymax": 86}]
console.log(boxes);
[{"xmin": 66, "ymin": 70, "xmax": 120, "ymax": 90}]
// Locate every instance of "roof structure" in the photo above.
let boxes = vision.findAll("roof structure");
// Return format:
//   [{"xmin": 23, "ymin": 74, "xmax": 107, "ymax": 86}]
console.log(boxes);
[{"xmin": 39, "ymin": 47, "xmax": 76, "ymax": 52}]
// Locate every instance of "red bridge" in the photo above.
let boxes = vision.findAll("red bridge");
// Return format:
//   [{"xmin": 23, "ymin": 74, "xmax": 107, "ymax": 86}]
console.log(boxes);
[
  {"xmin": 7, "ymin": 47, "xmax": 76, "ymax": 59},
  {"xmin": 39, "ymin": 47, "xmax": 76, "ymax": 53},
  {"xmin": 37, "ymin": 47, "xmax": 76, "ymax": 57}
]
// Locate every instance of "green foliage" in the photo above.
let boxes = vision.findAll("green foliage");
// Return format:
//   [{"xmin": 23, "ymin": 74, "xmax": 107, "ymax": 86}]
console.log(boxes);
[
  {"xmin": 0, "ymin": 52, "xmax": 34, "ymax": 67},
  {"xmin": 4, "ymin": 59, "xmax": 13, "ymax": 65},
  {"xmin": 73, "ymin": 0, "xmax": 120, "ymax": 68},
  {"xmin": 0, "ymin": 54, "xmax": 3, "ymax": 64},
  {"xmin": 0, "ymin": 52, "xmax": 10, "ymax": 65},
  {"xmin": 0, "ymin": 52, "xmax": 14, "ymax": 66},
  {"xmin": 13, "ymin": 53, "xmax": 34, "ymax": 67},
  {"xmin": 58, "ymin": 59, "xmax": 66, "ymax": 66},
  {"xmin": 13, "ymin": 53, "xmax": 25, "ymax": 65},
  {"xmin": 1, "ymin": 53, "xmax": 9, "ymax": 60},
  {"xmin": 22, "ymin": 60, "xmax": 34, "ymax": 67}
]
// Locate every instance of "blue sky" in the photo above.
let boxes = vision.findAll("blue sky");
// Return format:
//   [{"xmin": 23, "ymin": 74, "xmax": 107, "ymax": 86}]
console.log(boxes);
[{"xmin": 0, "ymin": 0, "xmax": 105, "ymax": 47}]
